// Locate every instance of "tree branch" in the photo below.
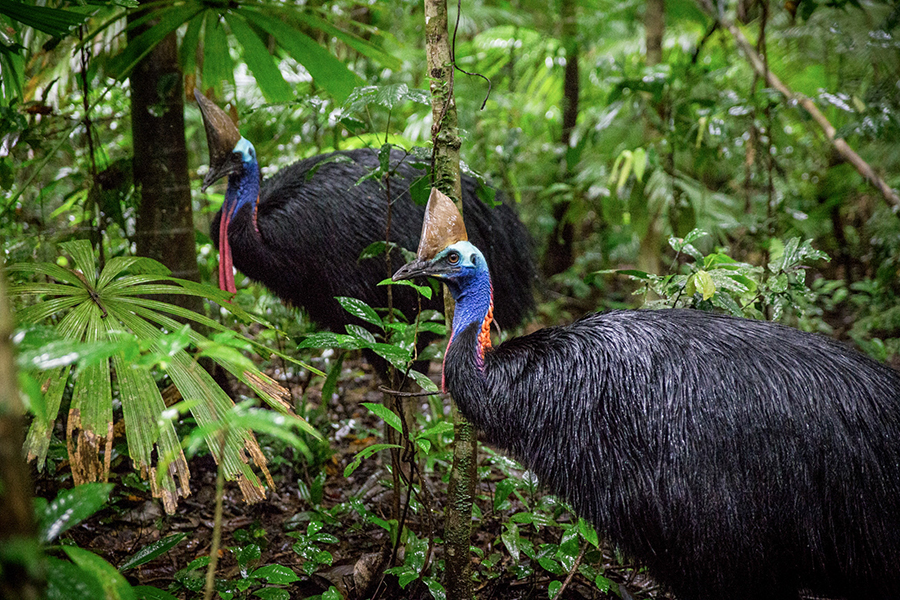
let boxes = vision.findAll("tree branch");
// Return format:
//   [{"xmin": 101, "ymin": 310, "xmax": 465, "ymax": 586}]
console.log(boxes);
[{"xmin": 695, "ymin": 0, "xmax": 900, "ymax": 211}]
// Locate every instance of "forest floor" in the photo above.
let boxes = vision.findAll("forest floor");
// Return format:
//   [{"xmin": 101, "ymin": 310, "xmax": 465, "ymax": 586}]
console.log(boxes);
[{"xmin": 34, "ymin": 353, "xmax": 665, "ymax": 600}]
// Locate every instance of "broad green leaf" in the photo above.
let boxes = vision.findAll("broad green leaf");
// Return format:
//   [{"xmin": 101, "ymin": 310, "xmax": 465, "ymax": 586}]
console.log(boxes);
[
  {"xmin": 0, "ymin": 0, "xmax": 86, "ymax": 37},
  {"xmin": 120, "ymin": 533, "xmax": 188, "ymax": 572},
  {"xmin": 336, "ymin": 296, "xmax": 384, "ymax": 329},
  {"xmin": 62, "ymin": 546, "xmax": 136, "ymax": 600},
  {"xmin": 45, "ymin": 556, "xmax": 104, "ymax": 600},
  {"xmin": 179, "ymin": 14, "xmax": 204, "ymax": 76},
  {"xmin": 692, "ymin": 270, "xmax": 716, "ymax": 300},
  {"xmin": 240, "ymin": 8, "xmax": 362, "ymax": 103},
  {"xmin": 577, "ymin": 518, "xmax": 599, "ymax": 548},
  {"xmin": 298, "ymin": 332, "xmax": 365, "ymax": 350},
  {"xmin": 202, "ymin": 10, "xmax": 233, "ymax": 93},
  {"xmin": 253, "ymin": 589, "xmax": 290, "ymax": 600},
  {"xmin": 407, "ymin": 368, "xmax": 439, "ymax": 393},
  {"xmin": 39, "ymin": 483, "xmax": 114, "ymax": 544},
  {"xmin": 292, "ymin": 10, "xmax": 401, "ymax": 70},
  {"xmin": 361, "ymin": 402, "xmax": 402, "ymax": 433},
  {"xmin": 251, "ymin": 564, "xmax": 301, "ymax": 584},
  {"xmin": 225, "ymin": 12, "xmax": 293, "ymax": 103},
  {"xmin": 377, "ymin": 277, "xmax": 434, "ymax": 300},
  {"xmin": 133, "ymin": 586, "xmax": 180, "ymax": 600}
]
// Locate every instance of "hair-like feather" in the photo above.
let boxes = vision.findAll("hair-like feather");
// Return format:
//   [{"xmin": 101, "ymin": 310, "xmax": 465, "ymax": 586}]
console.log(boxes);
[
  {"xmin": 399, "ymin": 241, "xmax": 900, "ymax": 600},
  {"xmin": 209, "ymin": 148, "xmax": 535, "ymax": 334}
]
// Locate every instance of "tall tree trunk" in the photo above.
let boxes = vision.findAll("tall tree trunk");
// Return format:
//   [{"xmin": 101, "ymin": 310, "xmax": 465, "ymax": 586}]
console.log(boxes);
[
  {"xmin": 130, "ymin": 12, "xmax": 201, "ymax": 312},
  {"xmin": 424, "ymin": 2, "xmax": 473, "ymax": 598},
  {"xmin": 638, "ymin": 0, "xmax": 665, "ymax": 279},
  {"xmin": 543, "ymin": 0, "xmax": 579, "ymax": 277},
  {"xmin": 0, "ymin": 260, "xmax": 42, "ymax": 600}
]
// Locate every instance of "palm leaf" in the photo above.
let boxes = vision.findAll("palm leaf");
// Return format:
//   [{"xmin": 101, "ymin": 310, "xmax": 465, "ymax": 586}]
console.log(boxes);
[{"xmin": 7, "ymin": 240, "xmax": 322, "ymax": 513}]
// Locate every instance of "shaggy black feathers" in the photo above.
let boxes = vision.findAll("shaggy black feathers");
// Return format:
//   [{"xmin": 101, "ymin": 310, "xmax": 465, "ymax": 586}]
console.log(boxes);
[
  {"xmin": 210, "ymin": 148, "xmax": 535, "ymax": 332},
  {"xmin": 446, "ymin": 308, "xmax": 900, "ymax": 600}
]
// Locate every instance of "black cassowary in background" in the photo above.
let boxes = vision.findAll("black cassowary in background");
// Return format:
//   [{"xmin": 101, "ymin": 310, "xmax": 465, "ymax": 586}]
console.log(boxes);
[
  {"xmin": 394, "ymin": 190, "xmax": 900, "ymax": 600},
  {"xmin": 194, "ymin": 91, "xmax": 535, "ymax": 340}
]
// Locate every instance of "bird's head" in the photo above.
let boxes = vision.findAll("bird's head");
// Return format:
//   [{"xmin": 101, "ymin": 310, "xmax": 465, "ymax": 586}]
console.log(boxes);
[
  {"xmin": 195, "ymin": 89, "xmax": 261, "ymax": 296},
  {"xmin": 393, "ymin": 188, "xmax": 494, "ymax": 359},
  {"xmin": 194, "ymin": 89, "xmax": 258, "ymax": 194},
  {"xmin": 392, "ymin": 240, "xmax": 487, "ymax": 299}
]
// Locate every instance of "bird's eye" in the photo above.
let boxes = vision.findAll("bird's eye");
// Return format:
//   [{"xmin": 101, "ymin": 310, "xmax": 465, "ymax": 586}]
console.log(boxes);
[{"xmin": 447, "ymin": 251, "xmax": 460, "ymax": 265}]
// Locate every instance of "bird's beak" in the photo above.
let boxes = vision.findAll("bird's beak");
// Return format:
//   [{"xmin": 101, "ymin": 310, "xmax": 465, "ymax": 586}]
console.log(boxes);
[
  {"xmin": 392, "ymin": 258, "xmax": 457, "ymax": 282},
  {"xmin": 195, "ymin": 89, "xmax": 243, "ymax": 192}
]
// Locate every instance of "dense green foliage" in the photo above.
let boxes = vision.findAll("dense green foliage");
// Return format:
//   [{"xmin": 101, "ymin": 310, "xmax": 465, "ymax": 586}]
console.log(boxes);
[{"xmin": 2, "ymin": 0, "xmax": 899, "ymax": 598}]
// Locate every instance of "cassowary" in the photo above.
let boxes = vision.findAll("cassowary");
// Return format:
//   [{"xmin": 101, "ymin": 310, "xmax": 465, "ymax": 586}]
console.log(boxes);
[
  {"xmin": 194, "ymin": 91, "xmax": 534, "ymax": 338},
  {"xmin": 393, "ymin": 190, "xmax": 900, "ymax": 600}
]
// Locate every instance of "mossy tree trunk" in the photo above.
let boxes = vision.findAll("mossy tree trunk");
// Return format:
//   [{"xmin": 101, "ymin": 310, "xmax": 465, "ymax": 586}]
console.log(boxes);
[{"xmin": 424, "ymin": 1, "xmax": 474, "ymax": 598}]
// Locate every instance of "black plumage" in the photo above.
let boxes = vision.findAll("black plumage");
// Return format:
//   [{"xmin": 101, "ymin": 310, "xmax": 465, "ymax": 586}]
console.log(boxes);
[
  {"xmin": 210, "ymin": 149, "xmax": 535, "ymax": 332},
  {"xmin": 395, "ymin": 236, "xmax": 900, "ymax": 600}
]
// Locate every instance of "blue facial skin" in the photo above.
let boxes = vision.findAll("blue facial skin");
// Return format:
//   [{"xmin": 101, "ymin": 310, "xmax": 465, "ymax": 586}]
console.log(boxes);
[
  {"xmin": 430, "ymin": 241, "xmax": 494, "ymax": 344},
  {"xmin": 224, "ymin": 137, "xmax": 261, "ymax": 220}
]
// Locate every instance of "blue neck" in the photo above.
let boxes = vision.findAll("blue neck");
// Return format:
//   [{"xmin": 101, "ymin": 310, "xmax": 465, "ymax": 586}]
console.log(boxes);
[
  {"xmin": 448, "ymin": 263, "xmax": 493, "ymax": 345},
  {"xmin": 225, "ymin": 138, "xmax": 261, "ymax": 219}
]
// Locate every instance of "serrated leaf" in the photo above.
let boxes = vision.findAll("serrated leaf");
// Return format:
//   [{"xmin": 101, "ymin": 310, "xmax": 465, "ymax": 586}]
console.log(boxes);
[
  {"xmin": 40, "ymin": 483, "xmax": 114, "ymax": 544},
  {"xmin": 120, "ymin": 533, "xmax": 188, "ymax": 572}
]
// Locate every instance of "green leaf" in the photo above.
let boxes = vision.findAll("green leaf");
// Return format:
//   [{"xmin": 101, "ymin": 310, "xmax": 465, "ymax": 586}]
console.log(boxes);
[
  {"xmin": 225, "ymin": 12, "xmax": 293, "ymax": 103},
  {"xmin": 407, "ymin": 368, "xmax": 439, "ymax": 393},
  {"xmin": 133, "ymin": 586, "xmax": 180, "ymax": 600},
  {"xmin": 344, "ymin": 84, "xmax": 430, "ymax": 114},
  {"xmin": 298, "ymin": 332, "xmax": 365, "ymax": 350},
  {"xmin": 240, "ymin": 8, "xmax": 362, "ymax": 103},
  {"xmin": 343, "ymin": 443, "xmax": 401, "ymax": 477},
  {"xmin": 62, "ymin": 546, "xmax": 136, "ymax": 600},
  {"xmin": 692, "ymin": 270, "xmax": 716, "ymax": 300},
  {"xmin": 120, "ymin": 533, "xmax": 188, "ymax": 572},
  {"xmin": 422, "ymin": 577, "xmax": 446, "ymax": 600},
  {"xmin": 251, "ymin": 564, "xmax": 301, "ymax": 584},
  {"xmin": 577, "ymin": 518, "xmax": 599, "ymax": 548},
  {"xmin": 501, "ymin": 522, "xmax": 521, "ymax": 562},
  {"xmin": 0, "ymin": 0, "xmax": 87, "ymax": 37},
  {"xmin": 548, "ymin": 581, "xmax": 562, "ymax": 599},
  {"xmin": 46, "ymin": 556, "xmax": 104, "ymax": 600},
  {"xmin": 253, "ymin": 588, "xmax": 291, "ymax": 600},
  {"xmin": 378, "ymin": 277, "xmax": 433, "ymax": 300},
  {"xmin": 39, "ymin": 483, "xmax": 114, "ymax": 544},
  {"xmin": 361, "ymin": 402, "xmax": 402, "ymax": 434},
  {"xmin": 336, "ymin": 296, "xmax": 384, "ymax": 329},
  {"xmin": 202, "ymin": 10, "xmax": 233, "ymax": 93}
]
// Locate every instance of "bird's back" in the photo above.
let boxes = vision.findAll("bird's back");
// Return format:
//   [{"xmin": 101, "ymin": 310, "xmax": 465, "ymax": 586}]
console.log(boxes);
[
  {"xmin": 212, "ymin": 148, "xmax": 535, "ymax": 332},
  {"xmin": 448, "ymin": 308, "xmax": 900, "ymax": 599}
]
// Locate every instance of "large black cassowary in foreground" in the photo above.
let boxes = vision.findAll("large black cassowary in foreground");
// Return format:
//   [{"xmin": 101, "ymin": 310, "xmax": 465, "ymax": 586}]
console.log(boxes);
[
  {"xmin": 194, "ymin": 91, "xmax": 534, "ymax": 337},
  {"xmin": 394, "ymin": 191, "xmax": 900, "ymax": 600}
]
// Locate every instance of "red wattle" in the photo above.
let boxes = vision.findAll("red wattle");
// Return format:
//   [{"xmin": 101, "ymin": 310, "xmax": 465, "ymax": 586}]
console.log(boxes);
[{"xmin": 218, "ymin": 212, "xmax": 237, "ymax": 295}]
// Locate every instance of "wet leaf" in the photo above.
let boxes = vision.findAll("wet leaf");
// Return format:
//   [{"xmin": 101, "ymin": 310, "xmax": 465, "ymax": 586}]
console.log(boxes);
[
  {"xmin": 120, "ymin": 533, "xmax": 188, "ymax": 572},
  {"xmin": 39, "ymin": 483, "xmax": 114, "ymax": 544}
]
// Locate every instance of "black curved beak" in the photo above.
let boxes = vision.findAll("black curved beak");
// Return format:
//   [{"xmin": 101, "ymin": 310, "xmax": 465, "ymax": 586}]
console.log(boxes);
[{"xmin": 392, "ymin": 258, "xmax": 457, "ymax": 282}]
